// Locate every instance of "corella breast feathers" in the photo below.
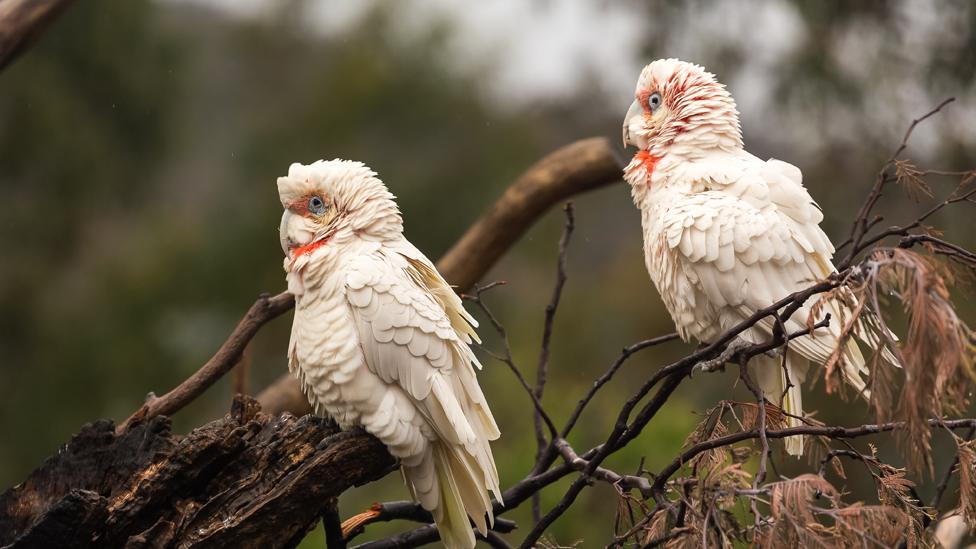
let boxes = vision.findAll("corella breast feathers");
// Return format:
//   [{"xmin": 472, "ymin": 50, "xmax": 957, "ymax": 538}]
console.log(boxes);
[
  {"xmin": 277, "ymin": 159, "xmax": 501, "ymax": 549},
  {"xmin": 621, "ymin": 59, "xmax": 898, "ymax": 455}
]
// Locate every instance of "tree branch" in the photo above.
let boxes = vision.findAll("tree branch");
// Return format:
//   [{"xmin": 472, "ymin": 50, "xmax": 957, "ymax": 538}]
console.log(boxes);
[
  {"xmin": 437, "ymin": 137, "xmax": 625, "ymax": 291},
  {"xmin": 0, "ymin": 0, "xmax": 75, "ymax": 71},
  {"xmin": 118, "ymin": 291, "xmax": 295, "ymax": 432},
  {"xmin": 652, "ymin": 418, "xmax": 976, "ymax": 494}
]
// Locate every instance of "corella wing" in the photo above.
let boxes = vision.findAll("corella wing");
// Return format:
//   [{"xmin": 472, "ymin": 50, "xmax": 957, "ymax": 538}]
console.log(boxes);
[{"xmin": 344, "ymin": 246, "xmax": 500, "ymax": 546}]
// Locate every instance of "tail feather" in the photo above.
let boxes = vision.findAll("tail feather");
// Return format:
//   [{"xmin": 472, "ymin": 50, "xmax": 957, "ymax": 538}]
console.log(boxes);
[
  {"xmin": 841, "ymin": 339, "xmax": 869, "ymax": 396},
  {"xmin": 402, "ymin": 442, "xmax": 496, "ymax": 549},
  {"xmin": 445, "ymin": 446, "xmax": 491, "ymax": 533},
  {"xmin": 433, "ymin": 444, "xmax": 477, "ymax": 549},
  {"xmin": 755, "ymin": 353, "xmax": 808, "ymax": 456}
]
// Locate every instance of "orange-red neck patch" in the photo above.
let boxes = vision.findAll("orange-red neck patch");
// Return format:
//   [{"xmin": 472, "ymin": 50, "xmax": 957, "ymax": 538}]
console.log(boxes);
[
  {"xmin": 290, "ymin": 238, "xmax": 328, "ymax": 261},
  {"xmin": 634, "ymin": 150, "xmax": 662, "ymax": 182}
]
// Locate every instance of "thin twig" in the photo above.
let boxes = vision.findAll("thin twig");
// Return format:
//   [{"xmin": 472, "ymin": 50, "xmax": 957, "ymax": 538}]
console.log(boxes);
[
  {"xmin": 323, "ymin": 499, "xmax": 347, "ymax": 549},
  {"xmin": 817, "ymin": 449, "xmax": 877, "ymax": 477},
  {"xmin": 553, "ymin": 437, "xmax": 653, "ymax": 497},
  {"xmin": 561, "ymin": 333, "xmax": 680, "ymax": 438},
  {"xmin": 532, "ymin": 203, "xmax": 575, "ymax": 522},
  {"xmin": 653, "ymin": 418, "xmax": 976, "ymax": 494},
  {"xmin": 469, "ymin": 285, "xmax": 559, "ymax": 439},
  {"xmin": 841, "ymin": 97, "xmax": 955, "ymax": 267},
  {"xmin": 738, "ymin": 355, "xmax": 769, "ymax": 535}
]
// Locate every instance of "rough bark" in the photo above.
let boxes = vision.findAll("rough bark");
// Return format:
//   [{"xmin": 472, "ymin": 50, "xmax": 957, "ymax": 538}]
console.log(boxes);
[{"xmin": 0, "ymin": 397, "xmax": 395, "ymax": 549}]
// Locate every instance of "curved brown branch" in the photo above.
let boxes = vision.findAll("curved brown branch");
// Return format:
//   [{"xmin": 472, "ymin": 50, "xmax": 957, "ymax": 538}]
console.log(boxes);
[
  {"xmin": 119, "ymin": 291, "xmax": 295, "ymax": 432},
  {"xmin": 0, "ymin": 0, "xmax": 75, "ymax": 71},
  {"xmin": 439, "ymin": 138, "xmax": 623, "ymax": 290}
]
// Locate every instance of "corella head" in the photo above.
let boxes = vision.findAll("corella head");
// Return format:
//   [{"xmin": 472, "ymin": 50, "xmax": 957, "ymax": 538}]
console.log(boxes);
[
  {"xmin": 277, "ymin": 159, "xmax": 402, "ymax": 263},
  {"xmin": 622, "ymin": 59, "xmax": 742, "ymax": 157}
]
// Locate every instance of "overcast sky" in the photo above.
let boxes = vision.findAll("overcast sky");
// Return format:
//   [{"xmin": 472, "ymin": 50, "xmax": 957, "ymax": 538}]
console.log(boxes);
[
  {"xmin": 159, "ymin": 0, "xmax": 975, "ymax": 156},
  {"xmin": 160, "ymin": 0, "xmax": 648, "ymax": 107}
]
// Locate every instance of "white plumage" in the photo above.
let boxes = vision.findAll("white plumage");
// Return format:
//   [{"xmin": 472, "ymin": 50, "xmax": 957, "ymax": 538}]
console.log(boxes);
[
  {"xmin": 622, "ymin": 59, "xmax": 891, "ymax": 455},
  {"xmin": 278, "ymin": 159, "xmax": 500, "ymax": 548}
]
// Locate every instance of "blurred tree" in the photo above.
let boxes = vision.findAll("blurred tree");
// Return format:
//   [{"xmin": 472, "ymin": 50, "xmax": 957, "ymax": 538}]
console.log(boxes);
[{"xmin": 0, "ymin": 0, "xmax": 184, "ymax": 485}]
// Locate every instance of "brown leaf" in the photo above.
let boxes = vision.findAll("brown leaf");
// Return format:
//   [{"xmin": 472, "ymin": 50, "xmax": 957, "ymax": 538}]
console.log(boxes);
[
  {"xmin": 894, "ymin": 159, "xmax": 933, "ymax": 201},
  {"xmin": 956, "ymin": 439, "xmax": 976, "ymax": 527},
  {"xmin": 867, "ymin": 248, "xmax": 975, "ymax": 472}
]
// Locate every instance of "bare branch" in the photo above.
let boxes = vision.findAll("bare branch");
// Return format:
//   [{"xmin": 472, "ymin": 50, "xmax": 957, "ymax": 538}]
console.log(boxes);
[
  {"xmin": 930, "ymin": 424, "xmax": 976, "ymax": 510},
  {"xmin": 738, "ymin": 356, "xmax": 771, "ymax": 534},
  {"xmin": 119, "ymin": 291, "xmax": 295, "ymax": 432},
  {"xmin": 531, "ymin": 203, "xmax": 575, "ymax": 522},
  {"xmin": 553, "ymin": 438, "xmax": 652, "ymax": 498},
  {"xmin": 840, "ymin": 97, "xmax": 955, "ymax": 266},
  {"xmin": 534, "ymin": 203, "xmax": 575, "ymax": 459},
  {"xmin": 653, "ymin": 418, "xmax": 976, "ymax": 494},
  {"xmin": 468, "ymin": 286, "xmax": 560, "ymax": 440},
  {"xmin": 0, "ymin": 0, "xmax": 75, "ymax": 71},
  {"xmin": 438, "ymin": 138, "xmax": 624, "ymax": 290},
  {"xmin": 561, "ymin": 332, "xmax": 680, "ymax": 438}
]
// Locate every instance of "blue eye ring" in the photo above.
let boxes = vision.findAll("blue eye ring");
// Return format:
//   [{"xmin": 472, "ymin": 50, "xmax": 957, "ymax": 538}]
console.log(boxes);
[
  {"xmin": 647, "ymin": 91, "xmax": 663, "ymax": 114},
  {"xmin": 308, "ymin": 195, "xmax": 327, "ymax": 215}
]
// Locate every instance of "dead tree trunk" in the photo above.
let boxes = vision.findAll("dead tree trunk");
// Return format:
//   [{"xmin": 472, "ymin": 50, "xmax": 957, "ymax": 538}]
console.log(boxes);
[{"xmin": 0, "ymin": 397, "xmax": 396, "ymax": 548}]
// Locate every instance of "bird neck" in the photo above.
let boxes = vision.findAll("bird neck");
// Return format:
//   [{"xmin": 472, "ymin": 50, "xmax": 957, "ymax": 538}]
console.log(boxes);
[
  {"xmin": 625, "ymin": 150, "xmax": 662, "ymax": 186},
  {"xmin": 624, "ymin": 150, "xmax": 667, "ymax": 210}
]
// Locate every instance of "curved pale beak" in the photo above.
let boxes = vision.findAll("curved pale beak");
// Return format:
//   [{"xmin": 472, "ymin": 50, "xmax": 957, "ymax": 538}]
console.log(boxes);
[
  {"xmin": 279, "ymin": 209, "xmax": 294, "ymax": 255},
  {"xmin": 622, "ymin": 100, "xmax": 641, "ymax": 148}
]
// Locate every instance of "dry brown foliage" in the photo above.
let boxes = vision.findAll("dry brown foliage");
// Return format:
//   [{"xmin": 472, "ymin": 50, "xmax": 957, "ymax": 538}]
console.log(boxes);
[
  {"xmin": 894, "ymin": 159, "xmax": 934, "ymax": 201},
  {"xmin": 955, "ymin": 438, "xmax": 976, "ymax": 528},
  {"xmin": 863, "ymin": 247, "xmax": 975, "ymax": 471}
]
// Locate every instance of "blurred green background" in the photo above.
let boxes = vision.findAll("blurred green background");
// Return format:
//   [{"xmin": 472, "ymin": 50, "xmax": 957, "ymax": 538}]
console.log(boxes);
[{"xmin": 1, "ymin": 0, "xmax": 974, "ymax": 546}]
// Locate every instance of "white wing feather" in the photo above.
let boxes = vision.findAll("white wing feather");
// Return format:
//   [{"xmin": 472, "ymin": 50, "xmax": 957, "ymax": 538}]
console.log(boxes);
[
  {"xmin": 662, "ymin": 156, "xmax": 864, "ymax": 380},
  {"xmin": 344, "ymin": 246, "xmax": 500, "ymax": 544},
  {"xmin": 652, "ymin": 154, "xmax": 877, "ymax": 454}
]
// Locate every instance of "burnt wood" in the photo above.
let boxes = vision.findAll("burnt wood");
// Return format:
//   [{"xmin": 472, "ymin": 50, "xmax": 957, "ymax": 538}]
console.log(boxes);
[{"xmin": 0, "ymin": 397, "xmax": 395, "ymax": 549}]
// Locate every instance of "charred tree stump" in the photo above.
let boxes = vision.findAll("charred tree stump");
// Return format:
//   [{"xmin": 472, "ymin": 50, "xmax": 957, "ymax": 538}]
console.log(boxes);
[{"xmin": 0, "ymin": 396, "xmax": 395, "ymax": 548}]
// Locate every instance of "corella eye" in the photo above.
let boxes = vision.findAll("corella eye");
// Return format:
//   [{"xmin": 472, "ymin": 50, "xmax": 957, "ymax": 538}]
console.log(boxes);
[
  {"xmin": 307, "ymin": 195, "xmax": 327, "ymax": 215},
  {"xmin": 647, "ymin": 92, "xmax": 663, "ymax": 114}
]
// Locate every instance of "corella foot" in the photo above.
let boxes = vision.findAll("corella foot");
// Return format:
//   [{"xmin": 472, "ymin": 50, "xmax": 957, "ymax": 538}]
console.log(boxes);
[{"xmin": 694, "ymin": 339, "xmax": 753, "ymax": 374}]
